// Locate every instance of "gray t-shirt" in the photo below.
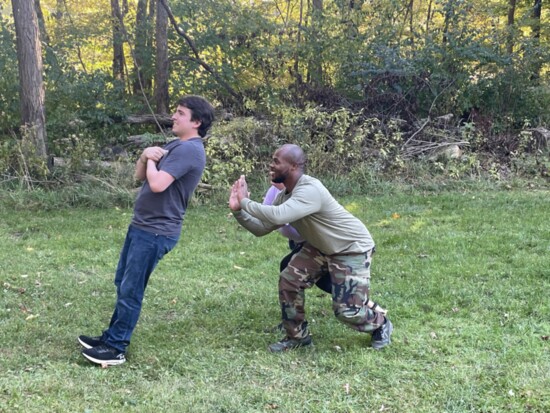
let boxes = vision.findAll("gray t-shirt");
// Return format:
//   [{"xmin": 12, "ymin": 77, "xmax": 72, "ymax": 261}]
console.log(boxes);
[{"xmin": 132, "ymin": 138, "xmax": 206, "ymax": 237}]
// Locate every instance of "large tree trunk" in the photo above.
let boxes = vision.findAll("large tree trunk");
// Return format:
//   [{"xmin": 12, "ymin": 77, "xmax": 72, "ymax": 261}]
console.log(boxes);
[
  {"xmin": 111, "ymin": 0, "xmax": 126, "ymax": 80},
  {"xmin": 11, "ymin": 0, "xmax": 48, "ymax": 162},
  {"xmin": 154, "ymin": 0, "xmax": 169, "ymax": 114}
]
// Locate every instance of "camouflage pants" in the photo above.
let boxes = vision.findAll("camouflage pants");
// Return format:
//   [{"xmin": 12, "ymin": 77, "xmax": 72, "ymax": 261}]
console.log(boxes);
[{"xmin": 279, "ymin": 243, "xmax": 386, "ymax": 339}]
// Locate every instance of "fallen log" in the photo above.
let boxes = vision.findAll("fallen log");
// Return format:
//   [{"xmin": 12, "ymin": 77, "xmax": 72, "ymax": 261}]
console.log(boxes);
[{"xmin": 126, "ymin": 114, "xmax": 173, "ymax": 126}]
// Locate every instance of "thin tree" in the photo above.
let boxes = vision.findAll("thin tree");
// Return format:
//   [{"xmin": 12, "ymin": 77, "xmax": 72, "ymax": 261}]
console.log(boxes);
[
  {"xmin": 308, "ymin": 0, "xmax": 324, "ymax": 86},
  {"xmin": 111, "ymin": 0, "xmax": 126, "ymax": 80},
  {"xmin": 34, "ymin": 0, "xmax": 50, "ymax": 45},
  {"xmin": 11, "ymin": 0, "xmax": 48, "ymax": 163},
  {"xmin": 531, "ymin": 0, "xmax": 542, "ymax": 80},
  {"xmin": 133, "ymin": 0, "xmax": 153, "ymax": 95},
  {"xmin": 507, "ymin": 0, "xmax": 516, "ymax": 55},
  {"xmin": 292, "ymin": 0, "xmax": 304, "ymax": 86},
  {"xmin": 154, "ymin": 0, "xmax": 169, "ymax": 114},
  {"xmin": 425, "ymin": 0, "xmax": 433, "ymax": 34}
]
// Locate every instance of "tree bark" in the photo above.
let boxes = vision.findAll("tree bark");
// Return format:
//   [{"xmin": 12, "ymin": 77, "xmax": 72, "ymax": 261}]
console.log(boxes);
[
  {"xmin": 507, "ymin": 0, "xmax": 516, "ymax": 55},
  {"xmin": 531, "ymin": 0, "xmax": 542, "ymax": 80},
  {"xmin": 111, "ymin": 0, "xmax": 126, "ymax": 80},
  {"xmin": 34, "ymin": 0, "xmax": 50, "ymax": 45},
  {"xmin": 133, "ymin": 0, "xmax": 153, "ymax": 95},
  {"xmin": 154, "ymin": 0, "xmax": 170, "ymax": 114},
  {"xmin": 126, "ymin": 114, "xmax": 172, "ymax": 125},
  {"xmin": 425, "ymin": 0, "xmax": 433, "ymax": 33},
  {"xmin": 291, "ymin": 0, "xmax": 304, "ymax": 86},
  {"xmin": 308, "ymin": 0, "xmax": 323, "ymax": 86},
  {"xmin": 11, "ymin": 0, "xmax": 48, "ymax": 161},
  {"xmin": 408, "ymin": 0, "xmax": 414, "ymax": 45}
]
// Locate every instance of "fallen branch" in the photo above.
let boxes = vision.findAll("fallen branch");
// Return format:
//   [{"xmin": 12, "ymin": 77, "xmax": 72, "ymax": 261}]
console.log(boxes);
[
  {"xmin": 401, "ymin": 117, "xmax": 430, "ymax": 150},
  {"xmin": 126, "ymin": 114, "xmax": 173, "ymax": 126}
]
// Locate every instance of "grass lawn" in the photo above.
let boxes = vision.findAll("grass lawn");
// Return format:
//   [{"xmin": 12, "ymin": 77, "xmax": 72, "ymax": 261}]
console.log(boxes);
[{"xmin": 0, "ymin": 187, "xmax": 549, "ymax": 412}]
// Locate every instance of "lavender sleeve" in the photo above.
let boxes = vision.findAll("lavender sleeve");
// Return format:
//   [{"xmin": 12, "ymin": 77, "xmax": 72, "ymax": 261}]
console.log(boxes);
[
  {"xmin": 262, "ymin": 185, "xmax": 304, "ymax": 243},
  {"xmin": 263, "ymin": 185, "xmax": 280, "ymax": 206}
]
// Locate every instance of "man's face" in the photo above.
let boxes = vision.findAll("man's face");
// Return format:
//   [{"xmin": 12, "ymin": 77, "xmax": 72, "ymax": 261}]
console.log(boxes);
[
  {"xmin": 171, "ymin": 105, "xmax": 200, "ymax": 137},
  {"xmin": 270, "ymin": 149, "xmax": 293, "ymax": 184}
]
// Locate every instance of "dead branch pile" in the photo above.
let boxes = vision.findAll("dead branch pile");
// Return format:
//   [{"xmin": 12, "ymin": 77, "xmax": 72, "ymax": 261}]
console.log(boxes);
[{"xmin": 401, "ymin": 114, "xmax": 469, "ymax": 159}]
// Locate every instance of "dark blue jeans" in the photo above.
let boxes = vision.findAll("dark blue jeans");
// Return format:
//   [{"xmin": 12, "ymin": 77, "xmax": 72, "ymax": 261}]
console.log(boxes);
[{"xmin": 102, "ymin": 226, "xmax": 178, "ymax": 352}]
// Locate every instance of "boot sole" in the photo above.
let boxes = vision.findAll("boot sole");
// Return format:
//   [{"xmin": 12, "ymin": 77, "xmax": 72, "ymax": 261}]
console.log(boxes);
[
  {"xmin": 81, "ymin": 351, "xmax": 126, "ymax": 366},
  {"xmin": 78, "ymin": 337, "xmax": 103, "ymax": 349}
]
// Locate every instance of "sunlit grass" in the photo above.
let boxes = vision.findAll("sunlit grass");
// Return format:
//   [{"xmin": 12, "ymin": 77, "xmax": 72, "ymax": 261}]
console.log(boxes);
[{"xmin": 1, "ymin": 188, "xmax": 548, "ymax": 412}]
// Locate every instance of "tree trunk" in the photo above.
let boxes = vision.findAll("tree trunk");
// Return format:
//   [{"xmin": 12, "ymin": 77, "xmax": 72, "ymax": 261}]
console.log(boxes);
[
  {"xmin": 507, "ymin": 0, "xmax": 516, "ymax": 55},
  {"xmin": 531, "ymin": 0, "xmax": 542, "ymax": 80},
  {"xmin": 154, "ymin": 0, "xmax": 170, "ymax": 114},
  {"xmin": 408, "ymin": 0, "xmax": 414, "ymax": 45},
  {"xmin": 34, "ymin": 0, "xmax": 50, "ymax": 45},
  {"xmin": 133, "ymin": 0, "xmax": 153, "ymax": 95},
  {"xmin": 442, "ymin": 0, "xmax": 453, "ymax": 45},
  {"xmin": 111, "ymin": 0, "xmax": 126, "ymax": 80},
  {"xmin": 425, "ymin": 0, "xmax": 433, "ymax": 33},
  {"xmin": 292, "ymin": 0, "xmax": 304, "ymax": 86},
  {"xmin": 308, "ymin": 0, "xmax": 323, "ymax": 86},
  {"xmin": 11, "ymin": 0, "xmax": 48, "ymax": 161}
]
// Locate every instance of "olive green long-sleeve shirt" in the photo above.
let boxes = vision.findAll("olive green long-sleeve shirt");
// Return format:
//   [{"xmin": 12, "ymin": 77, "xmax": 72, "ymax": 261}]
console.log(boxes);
[{"xmin": 233, "ymin": 174, "xmax": 374, "ymax": 255}]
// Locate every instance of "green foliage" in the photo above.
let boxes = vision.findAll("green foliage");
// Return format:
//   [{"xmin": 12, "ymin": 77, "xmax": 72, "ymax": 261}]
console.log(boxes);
[
  {"xmin": 1, "ymin": 0, "xmax": 548, "ymax": 186},
  {"xmin": 45, "ymin": 70, "xmax": 136, "ymax": 153},
  {"xmin": 0, "ymin": 129, "xmax": 49, "ymax": 190},
  {"xmin": 203, "ymin": 117, "xmax": 269, "ymax": 187},
  {"xmin": 0, "ymin": 9, "xmax": 19, "ymax": 131}
]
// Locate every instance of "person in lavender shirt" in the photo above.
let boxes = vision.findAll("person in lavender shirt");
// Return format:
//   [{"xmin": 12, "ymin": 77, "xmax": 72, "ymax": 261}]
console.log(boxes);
[{"xmin": 263, "ymin": 183, "xmax": 331, "ymax": 293}]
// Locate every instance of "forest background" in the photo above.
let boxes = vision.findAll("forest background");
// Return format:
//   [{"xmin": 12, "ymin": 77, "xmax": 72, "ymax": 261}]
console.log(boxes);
[{"xmin": 0, "ymin": 0, "xmax": 549, "ymax": 204}]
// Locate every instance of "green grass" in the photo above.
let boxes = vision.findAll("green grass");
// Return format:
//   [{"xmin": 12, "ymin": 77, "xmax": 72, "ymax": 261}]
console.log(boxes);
[{"xmin": 1, "ymin": 188, "xmax": 549, "ymax": 412}]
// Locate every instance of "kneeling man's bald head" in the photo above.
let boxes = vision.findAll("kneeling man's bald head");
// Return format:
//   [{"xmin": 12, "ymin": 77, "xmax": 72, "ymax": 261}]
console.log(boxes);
[{"xmin": 278, "ymin": 144, "xmax": 306, "ymax": 172}]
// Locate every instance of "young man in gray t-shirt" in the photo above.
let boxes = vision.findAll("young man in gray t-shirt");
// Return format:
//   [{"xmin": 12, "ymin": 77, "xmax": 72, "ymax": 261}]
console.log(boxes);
[{"xmin": 79, "ymin": 96, "xmax": 214, "ymax": 366}]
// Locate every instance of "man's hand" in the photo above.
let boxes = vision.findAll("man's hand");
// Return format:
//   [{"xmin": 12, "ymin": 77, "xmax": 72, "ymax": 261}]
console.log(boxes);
[
  {"xmin": 141, "ymin": 146, "xmax": 168, "ymax": 163},
  {"xmin": 229, "ymin": 175, "xmax": 251, "ymax": 211},
  {"xmin": 229, "ymin": 182, "xmax": 241, "ymax": 211},
  {"xmin": 236, "ymin": 175, "xmax": 249, "ymax": 203}
]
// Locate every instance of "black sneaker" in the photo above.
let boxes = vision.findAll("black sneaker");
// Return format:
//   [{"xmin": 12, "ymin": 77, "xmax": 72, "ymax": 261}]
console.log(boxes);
[
  {"xmin": 78, "ymin": 335, "xmax": 104, "ymax": 349},
  {"xmin": 268, "ymin": 335, "xmax": 313, "ymax": 352},
  {"xmin": 371, "ymin": 318, "xmax": 393, "ymax": 350},
  {"xmin": 81, "ymin": 344, "xmax": 126, "ymax": 366}
]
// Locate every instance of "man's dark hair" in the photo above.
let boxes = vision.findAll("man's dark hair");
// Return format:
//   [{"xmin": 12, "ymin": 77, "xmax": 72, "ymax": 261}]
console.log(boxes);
[{"xmin": 177, "ymin": 96, "xmax": 215, "ymax": 137}]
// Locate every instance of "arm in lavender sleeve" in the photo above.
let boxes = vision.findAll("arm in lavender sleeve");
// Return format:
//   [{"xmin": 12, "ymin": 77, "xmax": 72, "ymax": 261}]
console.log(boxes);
[
  {"xmin": 263, "ymin": 185, "xmax": 280, "ymax": 206},
  {"xmin": 262, "ymin": 185, "xmax": 304, "ymax": 243},
  {"xmin": 278, "ymin": 224, "xmax": 304, "ymax": 242}
]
